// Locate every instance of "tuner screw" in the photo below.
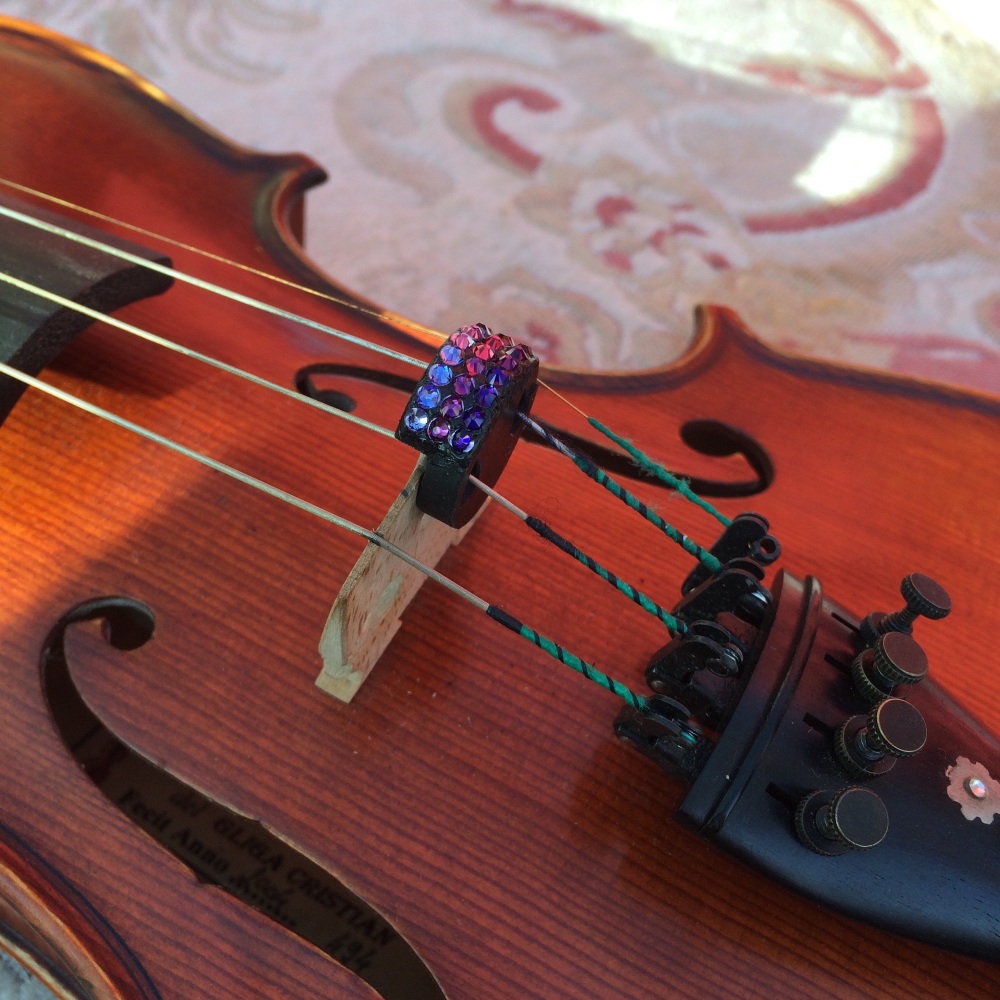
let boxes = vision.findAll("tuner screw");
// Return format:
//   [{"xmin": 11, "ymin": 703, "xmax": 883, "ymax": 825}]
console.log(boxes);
[
  {"xmin": 851, "ymin": 631, "xmax": 928, "ymax": 705},
  {"xmin": 859, "ymin": 573, "xmax": 951, "ymax": 646},
  {"xmin": 795, "ymin": 787, "xmax": 889, "ymax": 856},
  {"xmin": 835, "ymin": 698, "xmax": 927, "ymax": 778}
]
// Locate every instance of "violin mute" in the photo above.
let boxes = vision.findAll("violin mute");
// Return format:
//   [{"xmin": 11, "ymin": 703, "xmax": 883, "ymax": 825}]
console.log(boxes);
[{"xmin": 317, "ymin": 457, "xmax": 484, "ymax": 701}]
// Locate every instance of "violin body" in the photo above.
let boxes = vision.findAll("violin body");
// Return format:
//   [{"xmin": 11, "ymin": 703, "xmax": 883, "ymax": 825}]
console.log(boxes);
[{"xmin": 0, "ymin": 17, "xmax": 999, "ymax": 999}]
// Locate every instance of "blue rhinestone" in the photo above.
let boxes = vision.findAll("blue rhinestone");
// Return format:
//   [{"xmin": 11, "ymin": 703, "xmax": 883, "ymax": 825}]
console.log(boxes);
[
  {"xmin": 464, "ymin": 408, "xmax": 485, "ymax": 431},
  {"xmin": 415, "ymin": 383, "xmax": 441, "ymax": 408},
  {"xmin": 428, "ymin": 363, "xmax": 453, "ymax": 386},
  {"xmin": 403, "ymin": 407, "xmax": 429, "ymax": 432},
  {"xmin": 439, "ymin": 344, "xmax": 463, "ymax": 365},
  {"xmin": 476, "ymin": 384, "xmax": 499, "ymax": 408},
  {"xmin": 450, "ymin": 428, "xmax": 477, "ymax": 454},
  {"xmin": 487, "ymin": 368, "xmax": 510, "ymax": 388},
  {"xmin": 440, "ymin": 396, "xmax": 464, "ymax": 419}
]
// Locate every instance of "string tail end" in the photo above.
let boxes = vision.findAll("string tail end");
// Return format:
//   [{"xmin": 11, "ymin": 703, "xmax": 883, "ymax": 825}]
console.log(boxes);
[{"xmin": 612, "ymin": 695, "xmax": 713, "ymax": 784}]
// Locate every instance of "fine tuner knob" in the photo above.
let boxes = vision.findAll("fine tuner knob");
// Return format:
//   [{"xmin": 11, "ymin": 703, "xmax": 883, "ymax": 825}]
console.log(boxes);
[
  {"xmin": 851, "ymin": 631, "xmax": 928, "ymax": 705},
  {"xmin": 835, "ymin": 698, "xmax": 927, "ymax": 778},
  {"xmin": 795, "ymin": 787, "xmax": 889, "ymax": 856},
  {"xmin": 859, "ymin": 573, "xmax": 951, "ymax": 646}
]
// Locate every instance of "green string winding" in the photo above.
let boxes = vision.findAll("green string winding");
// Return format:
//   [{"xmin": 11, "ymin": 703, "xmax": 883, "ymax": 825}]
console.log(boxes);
[
  {"xmin": 487, "ymin": 605, "xmax": 650, "ymax": 712},
  {"xmin": 589, "ymin": 417, "xmax": 732, "ymax": 527}
]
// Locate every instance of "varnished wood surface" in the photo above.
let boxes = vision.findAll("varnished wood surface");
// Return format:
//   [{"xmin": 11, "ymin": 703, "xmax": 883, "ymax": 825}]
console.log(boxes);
[{"xmin": 0, "ymin": 16, "xmax": 998, "ymax": 999}]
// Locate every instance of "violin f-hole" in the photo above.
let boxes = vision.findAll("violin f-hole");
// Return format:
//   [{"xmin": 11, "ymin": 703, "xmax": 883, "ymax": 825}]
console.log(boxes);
[{"xmin": 40, "ymin": 598, "xmax": 446, "ymax": 1000}]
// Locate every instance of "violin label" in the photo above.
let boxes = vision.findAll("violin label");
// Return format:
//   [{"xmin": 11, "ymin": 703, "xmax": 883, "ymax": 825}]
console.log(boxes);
[{"xmin": 75, "ymin": 728, "xmax": 441, "ymax": 998}]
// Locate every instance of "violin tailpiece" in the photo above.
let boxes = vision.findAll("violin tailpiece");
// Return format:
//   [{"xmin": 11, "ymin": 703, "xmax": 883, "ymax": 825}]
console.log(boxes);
[{"xmin": 615, "ymin": 535, "xmax": 1000, "ymax": 960}]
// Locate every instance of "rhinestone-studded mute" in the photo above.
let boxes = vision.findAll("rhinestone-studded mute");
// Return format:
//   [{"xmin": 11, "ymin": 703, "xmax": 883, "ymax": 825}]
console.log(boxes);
[{"xmin": 396, "ymin": 323, "xmax": 539, "ymax": 527}]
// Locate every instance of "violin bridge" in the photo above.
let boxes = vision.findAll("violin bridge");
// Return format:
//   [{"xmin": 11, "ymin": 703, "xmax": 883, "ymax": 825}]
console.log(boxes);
[{"xmin": 316, "ymin": 457, "xmax": 485, "ymax": 702}]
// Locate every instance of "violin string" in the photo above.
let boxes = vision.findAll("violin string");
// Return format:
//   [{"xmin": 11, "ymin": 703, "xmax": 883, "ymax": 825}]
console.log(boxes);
[
  {"xmin": 0, "ymin": 184, "xmax": 730, "ymax": 705},
  {"xmin": 519, "ymin": 413, "xmax": 723, "ymax": 573},
  {"xmin": 0, "ymin": 270, "xmax": 396, "ymax": 442},
  {"xmin": 537, "ymin": 381, "xmax": 730, "ymax": 525},
  {"xmin": 486, "ymin": 605, "xmax": 647, "ymax": 710},
  {"xmin": 587, "ymin": 418, "xmax": 731, "ymax": 527},
  {"xmin": 0, "ymin": 358, "xmax": 647, "ymax": 710},
  {"xmin": 0, "ymin": 178, "xmax": 733, "ymax": 530},
  {"xmin": 3, "ymin": 268, "xmax": 683, "ymax": 634},
  {"xmin": 0, "ymin": 200, "xmax": 426, "ymax": 371},
  {"xmin": 0, "ymin": 176, "xmax": 444, "ymax": 345},
  {"xmin": 0, "ymin": 360, "xmax": 475, "ymax": 599},
  {"xmin": 473, "ymin": 479, "xmax": 684, "ymax": 636},
  {"xmin": 2, "ymin": 184, "xmax": 733, "ymax": 644}
]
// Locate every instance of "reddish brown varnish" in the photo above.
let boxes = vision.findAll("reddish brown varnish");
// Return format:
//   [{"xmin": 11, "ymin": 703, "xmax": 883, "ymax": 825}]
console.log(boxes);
[{"xmin": 0, "ymin": 16, "xmax": 998, "ymax": 1000}]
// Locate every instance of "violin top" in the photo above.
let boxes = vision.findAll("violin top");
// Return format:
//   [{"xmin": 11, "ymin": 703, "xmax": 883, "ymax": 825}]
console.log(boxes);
[{"xmin": 0, "ymin": 15, "xmax": 998, "ymax": 1000}]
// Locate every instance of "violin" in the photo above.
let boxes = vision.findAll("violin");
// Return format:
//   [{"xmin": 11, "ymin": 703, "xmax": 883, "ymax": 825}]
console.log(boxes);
[{"xmin": 0, "ymin": 15, "xmax": 998, "ymax": 999}]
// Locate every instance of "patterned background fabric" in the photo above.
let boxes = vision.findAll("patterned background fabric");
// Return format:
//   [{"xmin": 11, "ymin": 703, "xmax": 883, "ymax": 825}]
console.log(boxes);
[
  {"xmin": 0, "ymin": 1, "xmax": 997, "ymax": 995},
  {"xmin": 4, "ymin": 0, "xmax": 1000, "ymax": 388}
]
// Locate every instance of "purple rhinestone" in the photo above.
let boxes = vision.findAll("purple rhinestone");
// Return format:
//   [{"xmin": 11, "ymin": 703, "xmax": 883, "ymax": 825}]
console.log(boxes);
[
  {"xmin": 498, "ymin": 334, "xmax": 514, "ymax": 348},
  {"xmin": 464, "ymin": 408, "xmax": 485, "ymax": 431},
  {"xmin": 449, "ymin": 428, "xmax": 477, "ymax": 454},
  {"xmin": 473, "ymin": 343, "xmax": 496, "ymax": 362},
  {"xmin": 451, "ymin": 330, "xmax": 475, "ymax": 350},
  {"xmin": 487, "ymin": 368, "xmax": 510, "ymax": 388},
  {"xmin": 471, "ymin": 323, "xmax": 490, "ymax": 341},
  {"xmin": 453, "ymin": 375, "xmax": 475, "ymax": 396},
  {"xmin": 476, "ymin": 384, "xmax": 499, "ymax": 408},
  {"xmin": 498, "ymin": 353, "xmax": 518, "ymax": 372},
  {"xmin": 428, "ymin": 363, "xmax": 453, "ymax": 386},
  {"xmin": 508, "ymin": 346, "xmax": 527, "ymax": 365},
  {"xmin": 465, "ymin": 356, "xmax": 487, "ymax": 376},
  {"xmin": 403, "ymin": 407, "xmax": 429, "ymax": 432},
  {"xmin": 415, "ymin": 383, "xmax": 441, "ymax": 409},
  {"xmin": 439, "ymin": 344, "xmax": 463, "ymax": 365},
  {"xmin": 427, "ymin": 417, "xmax": 451, "ymax": 442},
  {"xmin": 440, "ymin": 395, "xmax": 464, "ymax": 419}
]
